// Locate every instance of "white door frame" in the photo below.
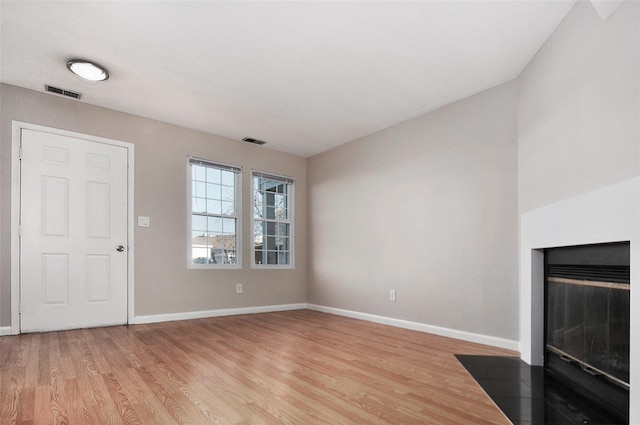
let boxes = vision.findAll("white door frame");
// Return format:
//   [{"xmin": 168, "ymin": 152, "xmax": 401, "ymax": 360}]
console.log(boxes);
[{"xmin": 10, "ymin": 121, "xmax": 135, "ymax": 334}]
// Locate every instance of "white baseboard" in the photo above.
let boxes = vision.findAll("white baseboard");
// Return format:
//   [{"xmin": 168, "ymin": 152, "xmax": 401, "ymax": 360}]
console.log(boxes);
[
  {"xmin": 132, "ymin": 303, "xmax": 520, "ymax": 352},
  {"xmin": 308, "ymin": 304, "xmax": 520, "ymax": 352},
  {"xmin": 132, "ymin": 303, "xmax": 309, "ymax": 325},
  {"xmin": 0, "ymin": 326, "xmax": 13, "ymax": 336}
]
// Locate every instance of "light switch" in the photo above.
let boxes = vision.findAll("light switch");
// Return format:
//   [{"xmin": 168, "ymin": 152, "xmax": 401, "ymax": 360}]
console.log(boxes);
[{"xmin": 138, "ymin": 216, "xmax": 150, "ymax": 227}]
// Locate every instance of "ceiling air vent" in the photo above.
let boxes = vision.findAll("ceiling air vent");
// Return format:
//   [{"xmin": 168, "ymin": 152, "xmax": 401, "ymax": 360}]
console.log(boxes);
[
  {"xmin": 242, "ymin": 137, "xmax": 267, "ymax": 146},
  {"xmin": 45, "ymin": 85, "xmax": 82, "ymax": 100}
]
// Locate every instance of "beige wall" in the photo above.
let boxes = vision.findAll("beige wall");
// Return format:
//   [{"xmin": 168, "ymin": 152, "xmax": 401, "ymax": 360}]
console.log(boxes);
[
  {"xmin": 518, "ymin": 0, "xmax": 640, "ymax": 213},
  {"xmin": 0, "ymin": 83, "xmax": 307, "ymax": 326},
  {"xmin": 308, "ymin": 81, "xmax": 519, "ymax": 340}
]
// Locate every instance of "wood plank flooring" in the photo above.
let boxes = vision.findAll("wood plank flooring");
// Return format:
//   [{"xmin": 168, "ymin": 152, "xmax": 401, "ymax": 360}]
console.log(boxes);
[{"xmin": 0, "ymin": 310, "xmax": 517, "ymax": 425}]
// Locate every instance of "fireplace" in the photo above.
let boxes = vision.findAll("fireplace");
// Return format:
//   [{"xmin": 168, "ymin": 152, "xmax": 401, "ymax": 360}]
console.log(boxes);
[{"xmin": 545, "ymin": 242, "xmax": 630, "ymax": 422}]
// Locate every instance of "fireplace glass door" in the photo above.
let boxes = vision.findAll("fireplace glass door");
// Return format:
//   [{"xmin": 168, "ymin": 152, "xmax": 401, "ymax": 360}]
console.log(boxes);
[{"xmin": 547, "ymin": 279, "xmax": 630, "ymax": 386}]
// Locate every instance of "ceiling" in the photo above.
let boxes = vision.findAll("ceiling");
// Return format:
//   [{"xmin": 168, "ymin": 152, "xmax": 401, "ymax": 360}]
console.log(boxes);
[{"xmin": 1, "ymin": 1, "xmax": 576, "ymax": 158}]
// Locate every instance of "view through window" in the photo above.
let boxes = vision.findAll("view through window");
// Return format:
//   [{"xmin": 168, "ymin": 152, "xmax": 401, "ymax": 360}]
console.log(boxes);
[
  {"xmin": 252, "ymin": 171, "xmax": 294, "ymax": 267},
  {"xmin": 189, "ymin": 158, "xmax": 240, "ymax": 267}
]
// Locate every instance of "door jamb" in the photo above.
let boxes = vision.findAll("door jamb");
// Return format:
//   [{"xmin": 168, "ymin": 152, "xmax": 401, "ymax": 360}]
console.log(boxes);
[{"xmin": 10, "ymin": 121, "xmax": 135, "ymax": 334}]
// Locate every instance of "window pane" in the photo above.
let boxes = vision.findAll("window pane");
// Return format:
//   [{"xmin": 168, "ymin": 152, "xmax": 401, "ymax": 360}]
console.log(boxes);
[
  {"xmin": 254, "ymin": 222, "xmax": 264, "ymax": 248},
  {"xmin": 222, "ymin": 186, "xmax": 234, "ymax": 203},
  {"xmin": 212, "ymin": 249, "xmax": 236, "ymax": 265},
  {"xmin": 222, "ymin": 237, "xmax": 236, "ymax": 250},
  {"xmin": 264, "ymin": 235, "xmax": 276, "ymax": 250},
  {"xmin": 208, "ymin": 216, "xmax": 223, "ymax": 233},
  {"xmin": 207, "ymin": 183, "xmax": 221, "ymax": 200},
  {"xmin": 191, "ymin": 228, "xmax": 209, "ymax": 264},
  {"xmin": 278, "ymin": 252, "xmax": 289, "ymax": 265},
  {"xmin": 207, "ymin": 199, "xmax": 222, "ymax": 215},
  {"xmin": 222, "ymin": 218, "xmax": 235, "ymax": 234},
  {"xmin": 227, "ymin": 250, "xmax": 237, "ymax": 263},
  {"xmin": 277, "ymin": 223, "xmax": 290, "ymax": 238},
  {"xmin": 255, "ymin": 250, "xmax": 265, "ymax": 265},
  {"xmin": 254, "ymin": 221, "xmax": 265, "ymax": 234},
  {"xmin": 211, "ymin": 247, "xmax": 236, "ymax": 265},
  {"xmin": 221, "ymin": 170, "xmax": 234, "ymax": 186},
  {"xmin": 278, "ymin": 237, "xmax": 290, "ymax": 251},
  {"xmin": 266, "ymin": 251, "xmax": 278, "ymax": 264},
  {"xmin": 271, "ymin": 236, "xmax": 288, "ymax": 251},
  {"xmin": 192, "ymin": 197, "xmax": 206, "ymax": 213},
  {"xmin": 254, "ymin": 193, "xmax": 264, "ymax": 218},
  {"xmin": 195, "ymin": 182, "xmax": 206, "ymax": 198},
  {"xmin": 209, "ymin": 232, "xmax": 236, "ymax": 250},
  {"xmin": 194, "ymin": 165, "xmax": 206, "ymax": 182},
  {"xmin": 209, "ymin": 251, "xmax": 222, "ymax": 265},
  {"xmin": 192, "ymin": 215, "xmax": 207, "ymax": 231},
  {"xmin": 265, "ymin": 192, "xmax": 275, "ymax": 208},
  {"xmin": 221, "ymin": 201, "xmax": 234, "ymax": 215},
  {"xmin": 207, "ymin": 167, "xmax": 221, "ymax": 184},
  {"xmin": 266, "ymin": 206, "xmax": 276, "ymax": 220}
]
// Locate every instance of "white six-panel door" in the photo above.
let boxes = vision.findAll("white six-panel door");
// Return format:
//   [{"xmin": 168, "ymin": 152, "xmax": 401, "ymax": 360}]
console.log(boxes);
[{"xmin": 20, "ymin": 128, "xmax": 129, "ymax": 332}]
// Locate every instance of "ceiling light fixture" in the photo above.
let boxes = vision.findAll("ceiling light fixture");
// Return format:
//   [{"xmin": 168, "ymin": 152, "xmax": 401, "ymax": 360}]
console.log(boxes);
[{"xmin": 66, "ymin": 59, "xmax": 109, "ymax": 81}]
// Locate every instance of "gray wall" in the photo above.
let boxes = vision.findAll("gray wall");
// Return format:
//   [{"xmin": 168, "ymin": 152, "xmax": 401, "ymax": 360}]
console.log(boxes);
[
  {"xmin": 307, "ymin": 81, "xmax": 519, "ymax": 340},
  {"xmin": 518, "ymin": 0, "xmax": 640, "ymax": 213},
  {"xmin": 0, "ymin": 84, "xmax": 307, "ymax": 326},
  {"xmin": 516, "ymin": 1, "xmax": 639, "ymax": 419}
]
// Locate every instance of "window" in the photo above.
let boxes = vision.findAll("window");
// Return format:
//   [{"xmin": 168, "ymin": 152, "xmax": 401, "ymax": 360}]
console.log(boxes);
[
  {"xmin": 188, "ymin": 158, "xmax": 241, "ymax": 267},
  {"xmin": 252, "ymin": 171, "xmax": 294, "ymax": 267}
]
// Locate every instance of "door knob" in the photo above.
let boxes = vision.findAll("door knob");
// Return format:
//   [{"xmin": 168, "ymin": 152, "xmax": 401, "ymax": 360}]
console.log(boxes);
[{"xmin": 116, "ymin": 245, "xmax": 125, "ymax": 252}]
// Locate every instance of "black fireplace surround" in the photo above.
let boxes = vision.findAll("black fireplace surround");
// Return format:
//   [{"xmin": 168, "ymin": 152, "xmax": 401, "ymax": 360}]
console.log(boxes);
[{"xmin": 545, "ymin": 242, "xmax": 630, "ymax": 423}]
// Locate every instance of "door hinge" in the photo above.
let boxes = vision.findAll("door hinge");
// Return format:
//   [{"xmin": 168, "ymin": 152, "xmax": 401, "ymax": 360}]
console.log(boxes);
[
  {"xmin": 18, "ymin": 225, "xmax": 22, "ymax": 237},
  {"xmin": 19, "ymin": 147, "xmax": 23, "ymax": 160}
]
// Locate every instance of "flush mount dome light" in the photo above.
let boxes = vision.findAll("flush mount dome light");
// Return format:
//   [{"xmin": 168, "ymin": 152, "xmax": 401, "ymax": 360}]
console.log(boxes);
[{"xmin": 66, "ymin": 59, "xmax": 109, "ymax": 81}]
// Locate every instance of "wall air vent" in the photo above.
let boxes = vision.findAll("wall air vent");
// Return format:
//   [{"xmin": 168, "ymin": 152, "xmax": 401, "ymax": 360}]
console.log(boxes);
[
  {"xmin": 242, "ymin": 137, "xmax": 267, "ymax": 146},
  {"xmin": 45, "ymin": 85, "xmax": 82, "ymax": 99}
]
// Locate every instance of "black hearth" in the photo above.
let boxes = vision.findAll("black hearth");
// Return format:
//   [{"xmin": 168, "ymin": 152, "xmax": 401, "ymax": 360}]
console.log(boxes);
[{"xmin": 545, "ymin": 242, "xmax": 630, "ymax": 424}]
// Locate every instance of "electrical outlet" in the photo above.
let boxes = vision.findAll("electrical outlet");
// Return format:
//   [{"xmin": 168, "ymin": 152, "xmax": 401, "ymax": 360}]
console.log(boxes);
[
  {"xmin": 236, "ymin": 283, "xmax": 243, "ymax": 294},
  {"xmin": 389, "ymin": 289, "xmax": 396, "ymax": 302}
]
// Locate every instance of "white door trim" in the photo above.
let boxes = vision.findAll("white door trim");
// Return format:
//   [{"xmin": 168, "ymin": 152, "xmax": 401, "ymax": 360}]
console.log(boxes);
[{"xmin": 10, "ymin": 121, "xmax": 135, "ymax": 334}]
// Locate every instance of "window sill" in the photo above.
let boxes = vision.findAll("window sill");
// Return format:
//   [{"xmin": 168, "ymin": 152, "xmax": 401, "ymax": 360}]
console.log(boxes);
[
  {"xmin": 188, "ymin": 264, "xmax": 242, "ymax": 270},
  {"xmin": 251, "ymin": 265, "xmax": 295, "ymax": 270}
]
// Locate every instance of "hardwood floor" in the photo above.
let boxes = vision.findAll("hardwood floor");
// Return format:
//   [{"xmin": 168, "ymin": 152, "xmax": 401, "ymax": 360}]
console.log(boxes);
[{"xmin": 0, "ymin": 310, "xmax": 517, "ymax": 425}]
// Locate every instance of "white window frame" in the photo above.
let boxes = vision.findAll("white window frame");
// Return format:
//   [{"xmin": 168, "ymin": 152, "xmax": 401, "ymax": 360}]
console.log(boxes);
[
  {"xmin": 187, "ymin": 157, "xmax": 242, "ymax": 269},
  {"xmin": 251, "ymin": 170, "xmax": 295, "ymax": 269}
]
